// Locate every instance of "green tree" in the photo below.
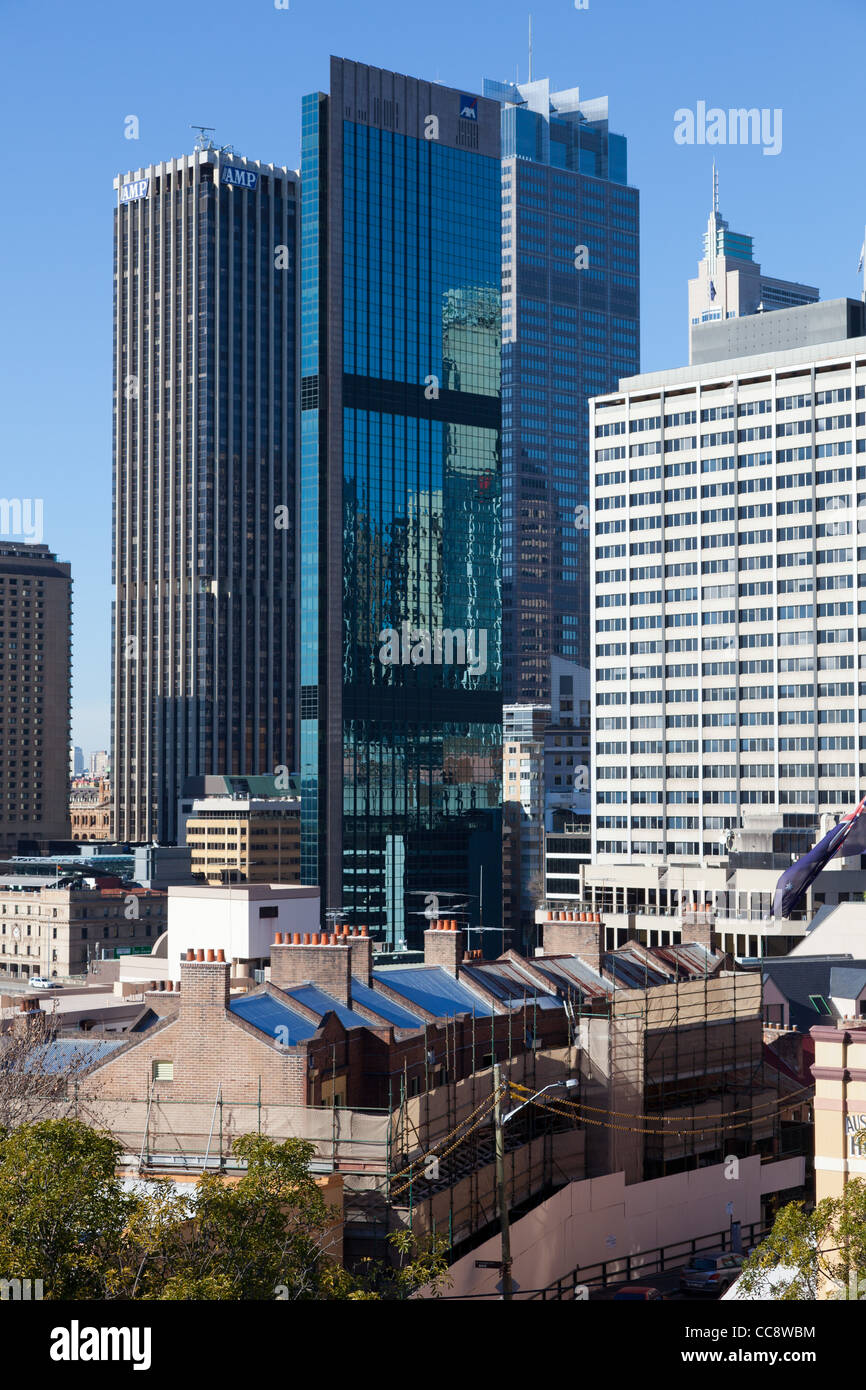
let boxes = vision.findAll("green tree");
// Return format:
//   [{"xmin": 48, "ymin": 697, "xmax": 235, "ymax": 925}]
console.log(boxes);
[
  {"xmin": 0, "ymin": 1119, "xmax": 449, "ymax": 1301},
  {"xmin": 0, "ymin": 1118, "xmax": 139, "ymax": 1298},
  {"xmin": 739, "ymin": 1178, "xmax": 866, "ymax": 1300}
]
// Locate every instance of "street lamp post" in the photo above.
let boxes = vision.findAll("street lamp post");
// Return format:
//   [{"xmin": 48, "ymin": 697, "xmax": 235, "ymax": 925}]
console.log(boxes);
[
  {"xmin": 492, "ymin": 1064, "xmax": 512, "ymax": 1300},
  {"xmin": 490, "ymin": 1071, "xmax": 579, "ymax": 1301}
]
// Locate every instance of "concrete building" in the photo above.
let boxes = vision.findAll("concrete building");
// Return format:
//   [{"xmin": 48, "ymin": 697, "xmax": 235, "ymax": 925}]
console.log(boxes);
[
  {"xmin": 0, "ymin": 543, "xmax": 71, "ymax": 855},
  {"xmin": 0, "ymin": 883, "xmax": 166, "ymax": 981},
  {"xmin": 504, "ymin": 660, "xmax": 592, "ymax": 946},
  {"xmin": 165, "ymin": 883, "xmax": 320, "ymax": 982},
  {"xmin": 542, "ymin": 658, "xmax": 591, "ymax": 910},
  {"xmin": 693, "ymin": 297, "xmax": 865, "ymax": 369},
  {"xmin": 483, "ymin": 75, "xmax": 639, "ymax": 702},
  {"xmin": 111, "ymin": 144, "xmax": 298, "ymax": 844},
  {"xmin": 180, "ymin": 774, "xmax": 301, "ymax": 885},
  {"xmin": 688, "ymin": 172, "xmax": 818, "ymax": 363},
  {"xmin": 503, "ymin": 702, "xmax": 548, "ymax": 944},
  {"xmin": 88, "ymin": 750, "xmax": 109, "ymax": 779},
  {"xmin": 590, "ymin": 309, "xmax": 866, "ymax": 911}
]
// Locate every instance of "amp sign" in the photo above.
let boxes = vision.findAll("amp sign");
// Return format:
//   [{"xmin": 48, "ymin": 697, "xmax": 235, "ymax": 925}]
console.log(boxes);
[
  {"xmin": 221, "ymin": 166, "xmax": 259, "ymax": 190},
  {"xmin": 120, "ymin": 179, "xmax": 149, "ymax": 204}
]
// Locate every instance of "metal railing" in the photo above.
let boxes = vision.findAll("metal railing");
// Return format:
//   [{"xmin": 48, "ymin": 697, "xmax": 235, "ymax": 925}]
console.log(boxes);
[{"xmin": 531, "ymin": 1220, "xmax": 769, "ymax": 1300}]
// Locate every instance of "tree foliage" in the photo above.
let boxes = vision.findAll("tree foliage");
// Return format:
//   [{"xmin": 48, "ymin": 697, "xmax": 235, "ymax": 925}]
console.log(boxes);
[
  {"xmin": 739, "ymin": 1179, "xmax": 866, "ymax": 1300},
  {"xmin": 0, "ymin": 1119, "xmax": 449, "ymax": 1301},
  {"xmin": 0, "ymin": 1018, "xmax": 102, "ymax": 1133}
]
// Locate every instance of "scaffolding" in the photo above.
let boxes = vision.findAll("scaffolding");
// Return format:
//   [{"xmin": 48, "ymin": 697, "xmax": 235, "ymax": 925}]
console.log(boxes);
[{"xmin": 62, "ymin": 961, "xmax": 810, "ymax": 1267}]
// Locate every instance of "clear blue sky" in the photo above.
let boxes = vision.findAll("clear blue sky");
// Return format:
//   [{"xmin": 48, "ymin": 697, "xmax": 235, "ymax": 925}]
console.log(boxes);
[{"xmin": 1, "ymin": 0, "xmax": 862, "ymax": 754}]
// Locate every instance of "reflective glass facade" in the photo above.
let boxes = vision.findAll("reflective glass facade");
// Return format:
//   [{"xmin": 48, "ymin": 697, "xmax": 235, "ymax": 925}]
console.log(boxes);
[
  {"xmin": 301, "ymin": 61, "xmax": 503, "ymax": 946},
  {"xmin": 483, "ymin": 78, "xmax": 639, "ymax": 704}
]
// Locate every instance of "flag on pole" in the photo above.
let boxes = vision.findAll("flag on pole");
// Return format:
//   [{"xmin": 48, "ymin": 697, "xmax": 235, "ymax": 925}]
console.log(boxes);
[
  {"xmin": 773, "ymin": 795, "xmax": 866, "ymax": 919},
  {"xmin": 859, "ymin": 240, "xmax": 865, "ymax": 274}
]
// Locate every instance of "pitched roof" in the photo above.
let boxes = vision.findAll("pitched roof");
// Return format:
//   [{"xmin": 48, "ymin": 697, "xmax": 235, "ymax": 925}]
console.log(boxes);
[
  {"xmin": 229, "ymin": 992, "xmax": 318, "ymax": 1045},
  {"xmin": 372, "ymin": 965, "xmax": 492, "ymax": 1019}
]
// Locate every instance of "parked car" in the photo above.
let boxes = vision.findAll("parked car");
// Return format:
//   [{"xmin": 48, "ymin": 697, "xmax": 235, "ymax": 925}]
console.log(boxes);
[
  {"xmin": 613, "ymin": 1284, "xmax": 665, "ymax": 1301},
  {"xmin": 28, "ymin": 977, "xmax": 57, "ymax": 990},
  {"xmin": 680, "ymin": 1252, "xmax": 744, "ymax": 1295}
]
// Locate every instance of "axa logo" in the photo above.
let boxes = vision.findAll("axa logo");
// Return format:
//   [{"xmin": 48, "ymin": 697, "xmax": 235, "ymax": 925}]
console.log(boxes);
[
  {"xmin": 221, "ymin": 166, "xmax": 259, "ymax": 190},
  {"xmin": 459, "ymin": 95, "xmax": 478, "ymax": 121},
  {"xmin": 50, "ymin": 1321, "xmax": 152, "ymax": 1371},
  {"xmin": 120, "ymin": 179, "xmax": 149, "ymax": 204}
]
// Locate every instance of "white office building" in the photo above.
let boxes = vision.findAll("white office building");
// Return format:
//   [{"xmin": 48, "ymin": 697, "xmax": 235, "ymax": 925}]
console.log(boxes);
[{"xmin": 589, "ymin": 317, "xmax": 866, "ymax": 935}]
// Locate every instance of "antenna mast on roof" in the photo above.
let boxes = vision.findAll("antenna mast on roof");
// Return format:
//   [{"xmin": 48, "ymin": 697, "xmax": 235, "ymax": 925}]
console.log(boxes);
[
  {"xmin": 190, "ymin": 125, "xmax": 216, "ymax": 151},
  {"xmin": 528, "ymin": 13, "xmax": 533, "ymax": 83}
]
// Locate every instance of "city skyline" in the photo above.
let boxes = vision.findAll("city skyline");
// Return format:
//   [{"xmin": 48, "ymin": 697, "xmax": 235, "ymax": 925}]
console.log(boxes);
[{"xmin": 3, "ymin": 0, "xmax": 862, "ymax": 753}]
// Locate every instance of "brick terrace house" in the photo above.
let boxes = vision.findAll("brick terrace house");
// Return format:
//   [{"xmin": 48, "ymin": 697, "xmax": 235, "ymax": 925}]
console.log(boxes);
[{"xmin": 79, "ymin": 924, "xmax": 570, "ymax": 1110}]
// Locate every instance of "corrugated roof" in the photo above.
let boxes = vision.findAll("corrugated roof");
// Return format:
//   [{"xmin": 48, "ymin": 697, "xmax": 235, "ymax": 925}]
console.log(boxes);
[
  {"xmin": 373, "ymin": 966, "xmax": 491, "ymax": 1018},
  {"xmin": 351, "ymin": 979, "xmax": 424, "ymax": 1028},
  {"xmin": 531, "ymin": 956, "xmax": 613, "ymax": 1000},
  {"xmin": 460, "ymin": 963, "xmax": 560, "ymax": 1009},
  {"xmin": 229, "ymin": 993, "xmax": 317, "ymax": 1045},
  {"xmin": 14, "ymin": 1038, "xmax": 127, "ymax": 1073},
  {"xmin": 283, "ymin": 984, "xmax": 377, "ymax": 1030},
  {"xmin": 602, "ymin": 948, "xmax": 671, "ymax": 990},
  {"xmin": 654, "ymin": 943, "xmax": 724, "ymax": 978}
]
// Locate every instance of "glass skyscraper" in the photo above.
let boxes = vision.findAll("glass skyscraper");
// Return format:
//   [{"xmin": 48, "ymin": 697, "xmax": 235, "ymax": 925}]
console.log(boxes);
[
  {"xmin": 300, "ymin": 59, "xmax": 502, "ymax": 946},
  {"xmin": 112, "ymin": 147, "xmax": 298, "ymax": 843},
  {"xmin": 483, "ymin": 77, "xmax": 639, "ymax": 704}
]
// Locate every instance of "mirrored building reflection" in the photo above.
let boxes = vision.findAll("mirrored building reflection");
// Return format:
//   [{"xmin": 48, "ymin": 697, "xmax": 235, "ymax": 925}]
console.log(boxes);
[{"xmin": 300, "ymin": 60, "xmax": 503, "ymax": 946}]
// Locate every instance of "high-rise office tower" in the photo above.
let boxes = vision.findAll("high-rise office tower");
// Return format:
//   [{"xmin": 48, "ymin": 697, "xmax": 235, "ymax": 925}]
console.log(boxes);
[
  {"xmin": 483, "ymin": 77, "xmax": 639, "ymax": 704},
  {"xmin": 300, "ymin": 59, "xmax": 502, "ymax": 945},
  {"xmin": 0, "ymin": 543, "xmax": 71, "ymax": 853},
  {"xmin": 112, "ymin": 146, "xmax": 298, "ymax": 844},
  {"xmin": 689, "ymin": 170, "xmax": 818, "ymax": 364},
  {"xmin": 89, "ymin": 749, "xmax": 109, "ymax": 779},
  {"xmin": 590, "ymin": 306, "xmax": 866, "ymax": 887}
]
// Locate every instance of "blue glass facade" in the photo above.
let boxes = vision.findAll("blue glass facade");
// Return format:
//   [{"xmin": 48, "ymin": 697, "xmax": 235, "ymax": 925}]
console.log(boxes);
[
  {"xmin": 301, "ymin": 61, "xmax": 503, "ymax": 946},
  {"xmin": 484, "ymin": 79, "xmax": 640, "ymax": 705}
]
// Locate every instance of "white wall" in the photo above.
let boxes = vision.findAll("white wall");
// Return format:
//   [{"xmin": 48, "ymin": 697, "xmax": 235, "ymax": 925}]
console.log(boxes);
[
  {"xmin": 166, "ymin": 887, "xmax": 320, "ymax": 979},
  {"xmin": 438, "ymin": 1154, "xmax": 805, "ymax": 1299}
]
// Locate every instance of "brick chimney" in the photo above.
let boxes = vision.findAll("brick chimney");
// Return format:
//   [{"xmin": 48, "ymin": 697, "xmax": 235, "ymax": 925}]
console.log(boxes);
[
  {"xmin": 423, "ymin": 920, "xmax": 465, "ymax": 978},
  {"xmin": 679, "ymin": 901, "xmax": 717, "ymax": 953},
  {"xmin": 179, "ymin": 947, "xmax": 230, "ymax": 1014},
  {"xmin": 346, "ymin": 924, "xmax": 373, "ymax": 987},
  {"xmin": 12, "ymin": 995, "xmax": 51, "ymax": 1040},
  {"xmin": 269, "ymin": 932, "xmax": 352, "ymax": 1005},
  {"xmin": 541, "ymin": 911, "xmax": 607, "ymax": 974}
]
